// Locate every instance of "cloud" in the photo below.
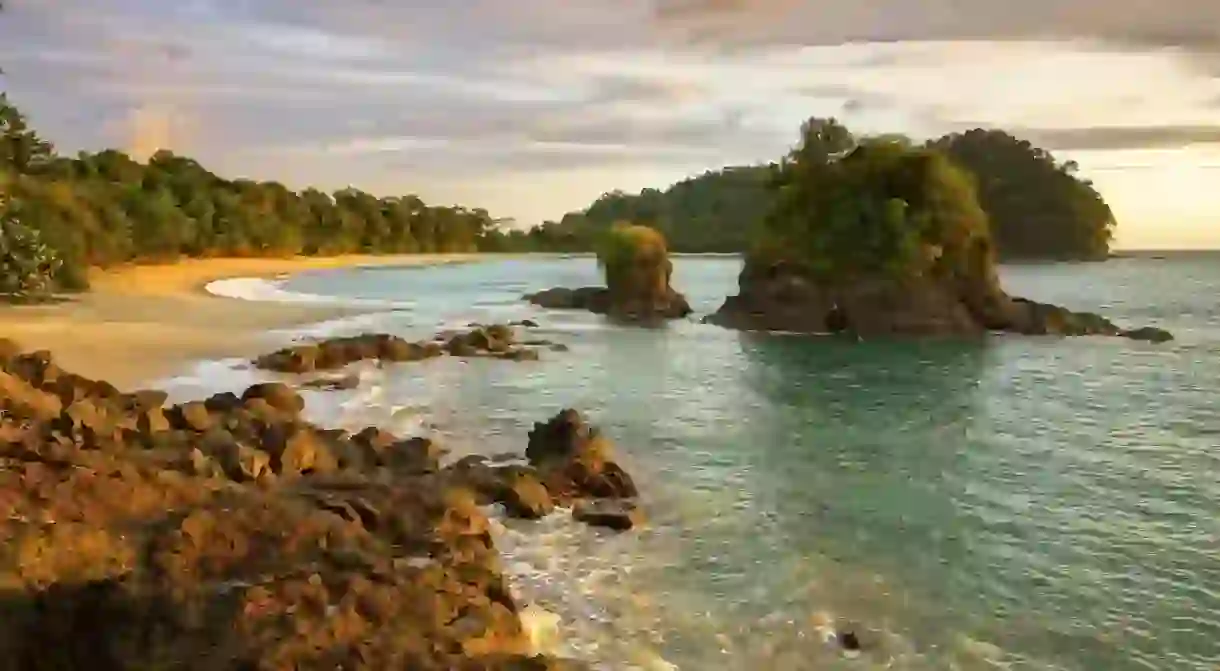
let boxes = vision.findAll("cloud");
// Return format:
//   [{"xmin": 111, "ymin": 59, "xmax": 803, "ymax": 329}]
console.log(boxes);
[
  {"xmin": 3, "ymin": 0, "xmax": 1220, "ymax": 244},
  {"xmin": 650, "ymin": 0, "xmax": 1220, "ymax": 52},
  {"xmin": 1006, "ymin": 125, "xmax": 1220, "ymax": 152},
  {"xmin": 117, "ymin": 104, "xmax": 194, "ymax": 159}
]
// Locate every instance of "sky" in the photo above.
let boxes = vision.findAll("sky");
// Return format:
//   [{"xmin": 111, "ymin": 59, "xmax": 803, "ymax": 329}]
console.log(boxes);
[{"xmin": 2, "ymin": 0, "xmax": 1219, "ymax": 248}]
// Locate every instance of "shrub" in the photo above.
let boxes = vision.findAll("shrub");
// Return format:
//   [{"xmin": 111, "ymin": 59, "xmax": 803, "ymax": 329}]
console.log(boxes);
[{"xmin": 0, "ymin": 194, "xmax": 63, "ymax": 302}]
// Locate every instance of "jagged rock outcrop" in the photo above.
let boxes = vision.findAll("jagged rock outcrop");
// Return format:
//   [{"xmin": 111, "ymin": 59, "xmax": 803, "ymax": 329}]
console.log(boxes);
[
  {"xmin": 706, "ymin": 258, "xmax": 1173, "ymax": 342},
  {"xmin": 255, "ymin": 323, "xmax": 549, "ymax": 374},
  {"xmin": 0, "ymin": 341, "xmax": 633, "ymax": 669}
]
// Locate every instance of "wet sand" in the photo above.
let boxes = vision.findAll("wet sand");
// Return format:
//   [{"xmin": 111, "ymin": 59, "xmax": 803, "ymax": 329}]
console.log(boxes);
[{"xmin": 0, "ymin": 254, "xmax": 482, "ymax": 388}]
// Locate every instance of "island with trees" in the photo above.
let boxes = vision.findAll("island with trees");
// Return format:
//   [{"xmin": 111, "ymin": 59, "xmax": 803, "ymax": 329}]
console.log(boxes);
[
  {"xmin": 546, "ymin": 128, "xmax": 1116, "ymax": 262},
  {"xmin": 704, "ymin": 118, "xmax": 1171, "ymax": 342},
  {"xmin": 525, "ymin": 223, "xmax": 692, "ymax": 323}
]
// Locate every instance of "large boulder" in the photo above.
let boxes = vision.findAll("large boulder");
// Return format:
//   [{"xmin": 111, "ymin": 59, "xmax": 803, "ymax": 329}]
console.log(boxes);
[{"xmin": 525, "ymin": 409, "xmax": 638, "ymax": 503}]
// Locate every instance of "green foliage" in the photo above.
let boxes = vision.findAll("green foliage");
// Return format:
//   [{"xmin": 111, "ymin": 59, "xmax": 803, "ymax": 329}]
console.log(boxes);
[
  {"xmin": 537, "ymin": 120, "xmax": 1116, "ymax": 261},
  {"xmin": 0, "ymin": 193, "xmax": 63, "ymax": 302},
  {"xmin": 0, "ymin": 93, "xmax": 56, "ymax": 175},
  {"xmin": 597, "ymin": 222, "xmax": 667, "ymax": 272},
  {"xmin": 927, "ymin": 129, "xmax": 1114, "ymax": 260},
  {"xmin": 544, "ymin": 166, "xmax": 774, "ymax": 253},
  {"xmin": 759, "ymin": 120, "xmax": 993, "ymax": 282},
  {"xmin": 0, "ymin": 94, "xmax": 504, "ymax": 292},
  {"xmin": 595, "ymin": 223, "xmax": 671, "ymax": 297}
]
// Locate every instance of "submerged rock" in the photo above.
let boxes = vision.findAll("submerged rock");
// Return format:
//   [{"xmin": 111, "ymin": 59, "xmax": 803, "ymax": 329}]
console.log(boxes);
[
  {"xmin": 255, "ymin": 324, "xmax": 548, "ymax": 374},
  {"xmin": 299, "ymin": 373, "xmax": 361, "ymax": 391},
  {"xmin": 1122, "ymin": 326, "xmax": 1175, "ymax": 343},
  {"xmin": 572, "ymin": 499, "xmax": 643, "ymax": 531}
]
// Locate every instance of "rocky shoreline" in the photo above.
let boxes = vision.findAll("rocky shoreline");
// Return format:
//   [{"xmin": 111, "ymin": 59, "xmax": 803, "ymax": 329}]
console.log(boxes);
[{"xmin": 0, "ymin": 324, "xmax": 639, "ymax": 670}]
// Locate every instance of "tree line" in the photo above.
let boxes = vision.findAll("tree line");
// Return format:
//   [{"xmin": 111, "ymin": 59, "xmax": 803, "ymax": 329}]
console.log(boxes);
[
  {"xmin": 1, "ymin": 93, "xmax": 507, "ymax": 298},
  {"xmin": 548, "ymin": 127, "xmax": 1115, "ymax": 261},
  {"xmin": 2, "ymin": 83, "xmax": 1118, "ymax": 302}
]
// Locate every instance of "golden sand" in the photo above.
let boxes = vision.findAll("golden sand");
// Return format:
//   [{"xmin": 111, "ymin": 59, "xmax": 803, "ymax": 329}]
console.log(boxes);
[{"xmin": 0, "ymin": 254, "xmax": 482, "ymax": 388}]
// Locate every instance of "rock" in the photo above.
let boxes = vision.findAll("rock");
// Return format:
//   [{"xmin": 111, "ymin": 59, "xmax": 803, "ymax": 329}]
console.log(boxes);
[
  {"xmin": 0, "ymin": 370, "xmax": 64, "ymax": 422},
  {"xmin": 4, "ymin": 349, "xmax": 59, "ymax": 386},
  {"xmin": 446, "ymin": 335, "xmax": 481, "ymax": 357},
  {"xmin": 498, "ymin": 469, "xmax": 554, "ymax": 520},
  {"xmin": 300, "ymin": 374, "xmax": 361, "ymax": 392},
  {"xmin": 707, "ymin": 257, "xmax": 1172, "ymax": 341},
  {"xmin": 385, "ymin": 436, "xmax": 443, "ymax": 474},
  {"xmin": 526, "ymin": 284, "xmax": 691, "ymax": 322},
  {"xmin": 513, "ymin": 319, "xmax": 540, "ymax": 328},
  {"xmin": 254, "ymin": 344, "xmax": 319, "ymax": 373},
  {"xmin": 485, "ymin": 324, "xmax": 516, "ymax": 345},
  {"xmin": 216, "ymin": 441, "xmax": 272, "ymax": 481},
  {"xmin": 241, "ymin": 382, "xmax": 305, "ymax": 415},
  {"xmin": 495, "ymin": 349, "xmax": 540, "ymax": 362},
  {"xmin": 187, "ymin": 447, "xmax": 225, "ymax": 478},
  {"xmin": 376, "ymin": 335, "xmax": 425, "ymax": 362},
  {"xmin": 572, "ymin": 499, "xmax": 643, "ymax": 531},
  {"xmin": 263, "ymin": 424, "xmax": 338, "ymax": 477},
  {"xmin": 122, "ymin": 389, "xmax": 169, "ymax": 411},
  {"xmin": 203, "ymin": 391, "xmax": 243, "ymax": 414},
  {"xmin": 1123, "ymin": 326, "xmax": 1174, "ymax": 343},
  {"xmin": 0, "ymin": 337, "xmax": 22, "ymax": 365},
  {"xmin": 525, "ymin": 410, "xmax": 637, "ymax": 502},
  {"xmin": 168, "ymin": 401, "xmax": 214, "ymax": 433}
]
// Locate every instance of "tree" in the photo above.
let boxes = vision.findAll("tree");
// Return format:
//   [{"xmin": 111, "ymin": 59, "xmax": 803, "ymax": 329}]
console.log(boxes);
[
  {"xmin": 928, "ymin": 129, "xmax": 1115, "ymax": 260},
  {"xmin": 0, "ymin": 193, "xmax": 62, "ymax": 302},
  {"xmin": 757, "ymin": 120, "xmax": 993, "ymax": 285},
  {"xmin": 596, "ymin": 222, "xmax": 671, "ymax": 299},
  {"xmin": 0, "ymin": 93, "xmax": 56, "ymax": 174}
]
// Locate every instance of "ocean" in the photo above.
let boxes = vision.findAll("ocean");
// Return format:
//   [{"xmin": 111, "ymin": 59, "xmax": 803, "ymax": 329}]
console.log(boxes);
[{"xmin": 162, "ymin": 254, "xmax": 1220, "ymax": 670}]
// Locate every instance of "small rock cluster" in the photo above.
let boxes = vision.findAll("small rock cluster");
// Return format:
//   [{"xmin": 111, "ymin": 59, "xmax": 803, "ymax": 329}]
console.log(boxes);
[
  {"xmin": 450, "ymin": 409, "xmax": 643, "ymax": 531},
  {"xmin": 255, "ymin": 323, "xmax": 545, "ymax": 375},
  {"xmin": 0, "ymin": 336, "xmax": 637, "ymax": 670},
  {"xmin": 525, "ymin": 286, "xmax": 692, "ymax": 323}
]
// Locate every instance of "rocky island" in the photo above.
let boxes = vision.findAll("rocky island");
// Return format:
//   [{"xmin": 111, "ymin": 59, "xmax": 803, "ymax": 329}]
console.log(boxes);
[
  {"xmin": 705, "ymin": 119, "xmax": 1173, "ymax": 343},
  {"xmin": 526, "ymin": 224, "xmax": 691, "ymax": 323},
  {"xmin": 0, "ymin": 329, "xmax": 640, "ymax": 670}
]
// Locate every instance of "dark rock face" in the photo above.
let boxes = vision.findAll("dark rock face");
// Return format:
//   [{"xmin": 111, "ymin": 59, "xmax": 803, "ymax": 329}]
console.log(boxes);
[
  {"xmin": 524, "ymin": 286, "xmax": 692, "ymax": 323},
  {"xmin": 707, "ymin": 259, "xmax": 1173, "ymax": 342},
  {"xmin": 525, "ymin": 409, "xmax": 639, "ymax": 506},
  {"xmin": 0, "ymin": 345, "xmax": 618, "ymax": 670}
]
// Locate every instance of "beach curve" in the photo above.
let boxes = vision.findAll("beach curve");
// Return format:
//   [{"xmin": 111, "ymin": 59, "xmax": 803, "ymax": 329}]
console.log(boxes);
[{"xmin": 0, "ymin": 253, "xmax": 484, "ymax": 388}]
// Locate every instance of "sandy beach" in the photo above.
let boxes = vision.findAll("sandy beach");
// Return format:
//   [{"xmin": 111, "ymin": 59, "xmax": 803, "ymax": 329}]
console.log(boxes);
[{"xmin": 0, "ymin": 254, "xmax": 482, "ymax": 388}]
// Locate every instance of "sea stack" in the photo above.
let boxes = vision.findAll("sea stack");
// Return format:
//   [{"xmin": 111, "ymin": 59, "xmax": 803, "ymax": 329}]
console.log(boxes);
[
  {"xmin": 526, "ymin": 223, "xmax": 691, "ymax": 324},
  {"xmin": 705, "ymin": 119, "xmax": 1171, "ymax": 342}
]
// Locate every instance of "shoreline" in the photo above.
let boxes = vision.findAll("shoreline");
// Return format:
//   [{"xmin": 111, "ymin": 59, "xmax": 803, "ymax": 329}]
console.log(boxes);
[{"xmin": 0, "ymin": 253, "xmax": 486, "ymax": 388}]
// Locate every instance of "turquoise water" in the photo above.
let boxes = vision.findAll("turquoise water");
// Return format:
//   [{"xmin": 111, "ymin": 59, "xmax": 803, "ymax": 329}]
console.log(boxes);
[{"xmin": 188, "ymin": 255, "xmax": 1220, "ymax": 670}]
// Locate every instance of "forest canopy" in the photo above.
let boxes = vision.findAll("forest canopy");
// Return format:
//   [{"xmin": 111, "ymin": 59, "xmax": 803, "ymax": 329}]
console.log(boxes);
[
  {"xmin": 552, "ymin": 124, "xmax": 1116, "ymax": 260},
  {"xmin": 1, "ymin": 83, "xmax": 1118, "ymax": 301},
  {"xmin": 756, "ymin": 118, "xmax": 995, "ymax": 282},
  {"xmin": 0, "ymin": 93, "xmax": 509, "ymax": 293}
]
